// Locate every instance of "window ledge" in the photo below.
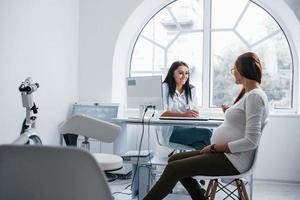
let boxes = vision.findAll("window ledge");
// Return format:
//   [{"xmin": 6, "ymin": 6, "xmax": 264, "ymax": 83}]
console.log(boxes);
[{"xmin": 269, "ymin": 112, "xmax": 300, "ymax": 118}]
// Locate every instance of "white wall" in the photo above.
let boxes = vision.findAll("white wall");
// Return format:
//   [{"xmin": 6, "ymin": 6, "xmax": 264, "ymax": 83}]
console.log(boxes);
[
  {"xmin": 78, "ymin": 0, "xmax": 142, "ymax": 103},
  {"xmin": 0, "ymin": 0, "xmax": 79, "ymax": 145},
  {"xmin": 285, "ymin": 0, "xmax": 300, "ymax": 21},
  {"xmin": 255, "ymin": 116, "xmax": 300, "ymax": 182}
]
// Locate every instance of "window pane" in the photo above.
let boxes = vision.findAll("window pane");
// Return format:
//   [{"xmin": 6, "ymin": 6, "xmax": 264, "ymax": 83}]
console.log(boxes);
[
  {"xmin": 211, "ymin": 31, "xmax": 248, "ymax": 107},
  {"xmin": 130, "ymin": 0, "xmax": 204, "ymax": 106},
  {"xmin": 236, "ymin": 3, "xmax": 280, "ymax": 45},
  {"xmin": 169, "ymin": 0, "xmax": 204, "ymax": 30},
  {"xmin": 212, "ymin": 0, "xmax": 248, "ymax": 29},
  {"xmin": 142, "ymin": 9, "xmax": 178, "ymax": 48},
  {"xmin": 168, "ymin": 32, "xmax": 203, "ymax": 106},
  {"xmin": 253, "ymin": 33, "xmax": 293, "ymax": 109},
  {"xmin": 131, "ymin": 37, "xmax": 165, "ymax": 73},
  {"xmin": 211, "ymin": 1, "xmax": 293, "ymax": 110}
]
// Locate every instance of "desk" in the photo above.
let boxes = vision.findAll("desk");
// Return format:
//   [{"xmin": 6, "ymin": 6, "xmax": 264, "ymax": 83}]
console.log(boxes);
[
  {"xmin": 111, "ymin": 117, "xmax": 223, "ymax": 200},
  {"xmin": 112, "ymin": 117, "xmax": 223, "ymax": 126}
]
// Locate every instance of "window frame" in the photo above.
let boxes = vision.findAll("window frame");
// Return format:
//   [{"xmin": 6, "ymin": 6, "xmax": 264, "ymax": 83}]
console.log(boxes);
[{"xmin": 129, "ymin": 0, "xmax": 296, "ymax": 114}]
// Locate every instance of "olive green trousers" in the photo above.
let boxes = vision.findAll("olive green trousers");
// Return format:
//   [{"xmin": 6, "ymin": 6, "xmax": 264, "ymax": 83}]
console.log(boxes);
[{"xmin": 143, "ymin": 151, "xmax": 239, "ymax": 200}]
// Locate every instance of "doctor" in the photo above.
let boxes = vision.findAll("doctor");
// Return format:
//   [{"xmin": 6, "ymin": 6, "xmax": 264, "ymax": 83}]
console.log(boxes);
[{"xmin": 160, "ymin": 61, "xmax": 211, "ymax": 150}]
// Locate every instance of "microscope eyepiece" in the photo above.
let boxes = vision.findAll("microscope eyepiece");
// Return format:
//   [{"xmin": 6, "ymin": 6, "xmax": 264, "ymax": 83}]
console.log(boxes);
[{"xmin": 19, "ymin": 82, "xmax": 39, "ymax": 93}]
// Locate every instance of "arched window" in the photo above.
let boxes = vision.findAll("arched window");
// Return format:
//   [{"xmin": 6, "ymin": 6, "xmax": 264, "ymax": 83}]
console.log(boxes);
[{"xmin": 129, "ymin": 0, "xmax": 294, "ymax": 112}]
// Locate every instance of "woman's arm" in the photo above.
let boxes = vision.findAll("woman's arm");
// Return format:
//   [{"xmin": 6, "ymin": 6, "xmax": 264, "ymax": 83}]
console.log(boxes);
[
  {"xmin": 161, "ymin": 83, "xmax": 199, "ymax": 117},
  {"xmin": 200, "ymin": 143, "xmax": 231, "ymax": 154},
  {"xmin": 161, "ymin": 110, "xmax": 199, "ymax": 117},
  {"xmin": 227, "ymin": 93, "xmax": 265, "ymax": 153}
]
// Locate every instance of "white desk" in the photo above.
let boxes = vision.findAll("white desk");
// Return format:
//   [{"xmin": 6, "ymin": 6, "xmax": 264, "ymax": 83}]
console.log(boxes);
[{"xmin": 112, "ymin": 117, "xmax": 223, "ymax": 126}]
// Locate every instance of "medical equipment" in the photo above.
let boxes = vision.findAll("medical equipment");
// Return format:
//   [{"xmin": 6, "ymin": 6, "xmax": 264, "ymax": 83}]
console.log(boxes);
[
  {"xmin": 15, "ymin": 77, "xmax": 42, "ymax": 145},
  {"xmin": 59, "ymin": 114, "xmax": 123, "ymax": 182}
]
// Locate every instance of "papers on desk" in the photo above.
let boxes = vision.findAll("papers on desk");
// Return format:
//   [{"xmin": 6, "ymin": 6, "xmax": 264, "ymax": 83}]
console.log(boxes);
[
  {"xmin": 159, "ymin": 116, "xmax": 209, "ymax": 121},
  {"xmin": 159, "ymin": 116, "xmax": 224, "ymax": 121}
]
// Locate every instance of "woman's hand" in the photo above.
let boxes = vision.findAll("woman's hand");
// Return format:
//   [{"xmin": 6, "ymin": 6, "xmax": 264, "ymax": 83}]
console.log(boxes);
[
  {"xmin": 200, "ymin": 144, "xmax": 230, "ymax": 154},
  {"xmin": 161, "ymin": 109, "xmax": 199, "ymax": 118},
  {"xmin": 184, "ymin": 109, "xmax": 199, "ymax": 117},
  {"xmin": 221, "ymin": 104, "xmax": 229, "ymax": 113},
  {"xmin": 200, "ymin": 144, "xmax": 212, "ymax": 154}
]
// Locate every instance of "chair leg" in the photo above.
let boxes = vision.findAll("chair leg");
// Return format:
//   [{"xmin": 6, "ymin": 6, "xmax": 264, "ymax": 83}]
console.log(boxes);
[
  {"xmin": 206, "ymin": 178, "xmax": 250, "ymax": 200},
  {"xmin": 235, "ymin": 179, "xmax": 243, "ymax": 199},
  {"xmin": 234, "ymin": 179, "xmax": 249, "ymax": 200},
  {"xmin": 249, "ymin": 175, "xmax": 253, "ymax": 200},
  {"xmin": 210, "ymin": 179, "xmax": 218, "ymax": 200},
  {"xmin": 205, "ymin": 180, "xmax": 214, "ymax": 198},
  {"xmin": 240, "ymin": 180, "xmax": 249, "ymax": 200}
]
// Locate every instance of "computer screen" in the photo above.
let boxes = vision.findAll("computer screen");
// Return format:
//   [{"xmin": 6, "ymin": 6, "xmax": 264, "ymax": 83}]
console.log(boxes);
[{"xmin": 126, "ymin": 76, "xmax": 163, "ymax": 110}]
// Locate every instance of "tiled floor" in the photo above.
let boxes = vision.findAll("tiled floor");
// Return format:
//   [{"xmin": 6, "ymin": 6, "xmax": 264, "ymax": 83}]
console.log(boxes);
[
  {"xmin": 253, "ymin": 181, "xmax": 300, "ymax": 200},
  {"xmin": 109, "ymin": 178, "xmax": 300, "ymax": 200}
]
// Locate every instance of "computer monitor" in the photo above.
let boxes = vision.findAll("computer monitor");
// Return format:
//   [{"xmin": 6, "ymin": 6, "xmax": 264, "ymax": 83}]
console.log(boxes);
[{"xmin": 126, "ymin": 76, "xmax": 163, "ymax": 111}]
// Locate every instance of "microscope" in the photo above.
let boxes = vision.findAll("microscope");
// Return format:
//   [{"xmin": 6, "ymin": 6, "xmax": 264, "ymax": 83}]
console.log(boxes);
[{"xmin": 13, "ymin": 77, "xmax": 42, "ymax": 145}]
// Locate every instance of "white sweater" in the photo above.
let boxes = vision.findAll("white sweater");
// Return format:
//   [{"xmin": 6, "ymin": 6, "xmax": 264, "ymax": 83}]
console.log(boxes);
[{"xmin": 211, "ymin": 89, "xmax": 269, "ymax": 173}]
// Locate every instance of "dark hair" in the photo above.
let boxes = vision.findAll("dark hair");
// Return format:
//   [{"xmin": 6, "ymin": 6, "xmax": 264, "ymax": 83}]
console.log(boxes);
[
  {"xmin": 163, "ymin": 61, "xmax": 193, "ymax": 104},
  {"xmin": 234, "ymin": 52, "xmax": 263, "ymax": 104}
]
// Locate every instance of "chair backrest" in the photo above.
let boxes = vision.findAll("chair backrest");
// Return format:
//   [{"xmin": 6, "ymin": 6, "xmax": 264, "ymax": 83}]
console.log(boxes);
[
  {"xmin": 0, "ymin": 145, "xmax": 113, "ymax": 200},
  {"xmin": 155, "ymin": 127, "xmax": 195, "ymax": 150},
  {"xmin": 244, "ymin": 119, "xmax": 269, "ymax": 175},
  {"xmin": 155, "ymin": 126, "xmax": 171, "ymax": 146},
  {"xmin": 59, "ymin": 114, "xmax": 121, "ymax": 143}
]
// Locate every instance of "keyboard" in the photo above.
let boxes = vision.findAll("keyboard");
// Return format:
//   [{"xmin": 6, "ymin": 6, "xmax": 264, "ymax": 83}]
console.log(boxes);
[{"xmin": 159, "ymin": 116, "xmax": 209, "ymax": 121}]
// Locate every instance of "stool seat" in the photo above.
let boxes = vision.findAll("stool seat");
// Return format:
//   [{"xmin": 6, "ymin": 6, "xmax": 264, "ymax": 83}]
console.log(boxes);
[{"xmin": 92, "ymin": 153, "xmax": 123, "ymax": 171}]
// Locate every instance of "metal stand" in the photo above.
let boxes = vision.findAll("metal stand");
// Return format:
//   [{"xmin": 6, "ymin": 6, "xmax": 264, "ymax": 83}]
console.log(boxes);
[
  {"xmin": 81, "ymin": 136, "xmax": 90, "ymax": 150},
  {"xmin": 16, "ymin": 77, "xmax": 42, "ymax": 145}
]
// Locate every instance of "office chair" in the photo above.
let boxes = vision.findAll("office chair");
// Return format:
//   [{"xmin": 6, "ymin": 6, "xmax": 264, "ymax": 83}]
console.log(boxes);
[
  {"xmin": 0, "ymin": 145, "xmax": 113, "ymax": 200},
  {"xmin": 198, "ymin": 119, "xmax": 269, "ymax": 200},
  {"xmin": 59, "ymin": 114, "xmax": 123, "ymax": 180},
  {"xmin": 156, "ymin": 128, "xmax": 194, "ymax": 158},
  {"xmin": 155, "ymin": 126, "xmax": 213, "ymax": 155}
]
